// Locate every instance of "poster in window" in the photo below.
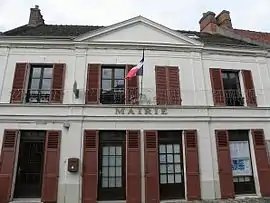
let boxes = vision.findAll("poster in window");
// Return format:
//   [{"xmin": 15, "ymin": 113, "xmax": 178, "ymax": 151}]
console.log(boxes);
[{"xmin": 229, "ymin": 141, "xmax": 252, "ymax": 176}]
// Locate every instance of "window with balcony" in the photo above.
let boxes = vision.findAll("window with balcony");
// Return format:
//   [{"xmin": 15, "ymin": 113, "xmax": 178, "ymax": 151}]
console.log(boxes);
[
  {"xmin": 26, "ymin": 65, "xmax": 53, "ymax": 103},
  {"xmin": 221, "ymin": 70, "xmax": 244, "ymax": 106},
  {"xmin": 100, "ymin": 66, "xmax": 125, "ymax": 104}
]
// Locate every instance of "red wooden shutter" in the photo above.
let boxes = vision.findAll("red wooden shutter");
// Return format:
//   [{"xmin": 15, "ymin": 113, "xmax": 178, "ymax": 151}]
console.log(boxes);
[
  {"xmin": 155, "ymin": 66, "xmax": 167, "ymax": 105},
  {"xmin": 126, "ymin": 65, "xmax": 139, "ymax": 104},
  {"xmin": 85, "ymin": 64, "xmax": 100, "ymax": 104},
  {"xmin": 144, "ymin": 131, "xmax": 159, "ymax": 203},
  {"xmin": 168, "ymin": 67, "xmax": 181, "ymax": 105},
  {"xmin": 209, "ymin": 68, "xmax": 225, "ymax": 106},
  {"xmin": 82, "ymin": 130, "xmax": 99, "ymax": 203},
  {"xmin": 251, "ymin": 129, "xmax": 270, "ymax": 197},
  {"xmin": 42, "ymin": 131, "xmax": 61, "ymax": 202},
  {"xmin": 215, "ymin": 130, "xmax": 234, "ymax": 198},
  {"xmin": 184, "ymin": 130, "xmax": 201, "ymax": 200},
  {"xmin": 50, "ymin": 63, "xmax": 66, "ymax": 103},
  {"xmin": 10, "ymin": 63, "xmax": 28, "ymax": 103},
  {"xmin": 242, "ymin": 70, "xmax": 257, "ymax": 106},
  {"xmin": 0, "ymin": 130, "xmax": 18, "ymax": 202},
  {"xmin": 126, "ymin": 130, "xmax": 141, "ymax": 203}
]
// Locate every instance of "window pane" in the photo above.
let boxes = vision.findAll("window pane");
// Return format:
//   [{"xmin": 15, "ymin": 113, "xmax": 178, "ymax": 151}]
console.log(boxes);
[
  {"xmin": 102, "ymin": 156, "xmax": 108, "ymax": 166},
  {"xmin": 168, "ymin": 174, "xmax": 174, "ymax": 183},
  {"xmin": 175, "ymin": 164, "xmax": 181, "ymax": 173},
  {"xmin": 42, "ymin": 79, "xmax": 51, "ymax": 90},
  {"xmin": 102, "ymin": 69, "xmax": 112, "ymax": 79},
  {"xmin": 173, "ymin": 144, "xmax": 180, "ymax": 153},
  {"xmin": 115, "ymin": 69, "xmax": 124, "ymax": 79},
  {"xmin": 103, "ymin": 167, "xmax": 108, "ymax": 176},
  {"xmin": 174, "ymin": 154, "xmax": 180, "ymax": 163},
  {"xmin": 116, "ymin": 167, "xmax": 121, "ymax": 176},
  {"xmin": 116, "ymin": 156, "xmax": 121, "ymax": 166},
  {"xmin": 167, "ymin": 154, "xmax": 173, "ymax": 163},
  {"xmin": 43, "ymin": 68, "xmax": 53, "ymax": 78},
  {"xmin": 160, "ymin": 164, "xmax": 166, "ymax": 173},
  {"xmin": 229, "ymin": 72, "xmax": 237, "ymax": 79},
  {"xmin": 160, "ymin": 174, "xmax": 167, "ymax": 184},
  {"xmin": 159, "ymin": 155, "xmax": 166, "ymax": 163},
  {"xmin": 116, "ymin": 177, "xmax": 122, "ymax": 187},
  {"xmin": 167, "ymin": 145, "xmax": 173, "ymax": 153},
  {"xmin": 102, "ymin": 177, "xmax": 108, "ymax": 188},
  {"xmin": 167, "ymin": 164, "xmax": 174, "ymax": 173},
  {"xmin": 109, "ymin": 156, "xmax": 115, "ymax": 166},
  {"xmin": 30, "ymin": 79, "xmax": 40, "ymax": 89},
  {"xmin": 175, "ymin": 174, "xmax": 182, "ymax": 183},
  {"xmin": 109, "ymin": 167, "xmax": 115, "ymax": 176},
  {"xmin": 245, "ymin": 176, "xmax": 250, "ymax": 181},
  {"xmin": 109, "ymin": 147, "xmax": 115, "ymax": 155},
  {"xmin": 102, "ymin": 80, "xmax": 112, "ymax": 91},
  {"xmin": 32, "ymin": 68, "xmax": 41, "ymax": 78},
  {"xmin": 116, "ymin": 146, "xmax": 121, "ymax": 155},
  {"xmin": 103, "ymin": 147, "xmax": 109, "ymax": 155},
  {"xmin": 114, "ymin": 80, "xmax": 124, "ymax": 88},
  {"xmin": 159, "ymin": 145, "xmax": 166, "ymax": 153},
  {"xmin": 222, "ymin": 72, "xmax": 228, "ymax": 79},
  {"xmin": 109, "ymin": 177, "xmax": 115, "ymax": 188}
]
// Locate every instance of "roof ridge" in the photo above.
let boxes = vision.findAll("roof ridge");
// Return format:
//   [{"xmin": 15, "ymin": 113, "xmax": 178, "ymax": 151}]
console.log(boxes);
[
  {"xmin": 234, "ymin": 28, "xmax": 270, "ymax": 35},
  {"xmin": 44, "ymin": 24, "xmax": 104, "ymax": 27}
]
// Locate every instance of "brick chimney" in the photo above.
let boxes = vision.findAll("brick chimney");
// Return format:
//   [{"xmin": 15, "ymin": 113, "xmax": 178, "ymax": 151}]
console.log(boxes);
[
  {"xmin": 28, "ymin": 5, "xmax": 44, "ymax": 27},
  {"xmin": 199, "ymin": 11, "xmax": 217, "ymax": 34},
  {"xmin": 216, "ymin": 10, "xmax": 232, "ymax": 28}
]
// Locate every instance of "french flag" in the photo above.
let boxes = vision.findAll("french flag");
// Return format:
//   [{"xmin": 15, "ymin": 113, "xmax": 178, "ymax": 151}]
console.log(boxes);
[{"xmin": 125, "ymin": 50, "xmax": 144, "ymax": 79}]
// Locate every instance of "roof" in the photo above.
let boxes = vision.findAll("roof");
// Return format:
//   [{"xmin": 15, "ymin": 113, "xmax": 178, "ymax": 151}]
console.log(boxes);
[
  {"xmin": 3, "ymin": 24, "xmax": 104, "ymax": 37},
  {"xmin": 232, "ymin": 29, "xmax": 270, "ymax": 44},
  {"xmin": 2, "ymin": 24, "xmax": 260, "ymax": 48}
]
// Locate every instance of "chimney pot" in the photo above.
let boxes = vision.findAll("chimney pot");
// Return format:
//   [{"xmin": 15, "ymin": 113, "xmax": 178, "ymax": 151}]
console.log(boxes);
[
  {"xmin": 28, "ymin": 5, "xmax": 44, "ymax": 27},
  {"xmin": 216, "ymin": 10, "xmax": 232, "ymax": 29},
  {"xmin": 199, "ymin": 11, "xmax": 217, "ymax": 34}
]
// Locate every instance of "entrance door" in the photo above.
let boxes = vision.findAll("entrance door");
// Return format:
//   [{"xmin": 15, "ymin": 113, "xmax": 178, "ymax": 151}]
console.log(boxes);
[
  {"xmin": 98, "ymin": 131, "xmax": 126, "ymax": 201},
  {"xmin": 158, "ymin": 131, "xmax": 185, "ymax": 200},
  {"xmin": 13, "ymin": 131, "xmax": 45, "ymax": 198},
  {"xmin": 229, "ymin": 130, "xmax": 256, "ymax": 195}
]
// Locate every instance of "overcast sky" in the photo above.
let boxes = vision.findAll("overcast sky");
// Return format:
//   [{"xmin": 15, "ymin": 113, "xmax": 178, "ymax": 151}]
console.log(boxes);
[{"xmin": 1, "ymin": 0, "xmax": 270, "ymax": 32}]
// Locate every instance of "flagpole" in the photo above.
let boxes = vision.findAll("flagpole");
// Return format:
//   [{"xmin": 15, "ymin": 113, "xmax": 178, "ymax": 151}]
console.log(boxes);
[{"xmin": 140, "ymin": 49, "xmax": 144, "ymax": 101}]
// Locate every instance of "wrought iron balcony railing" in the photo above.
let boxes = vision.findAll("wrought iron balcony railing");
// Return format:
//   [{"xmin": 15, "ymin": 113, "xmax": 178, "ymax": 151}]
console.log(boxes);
[
  {"xmin": 10, "ymin": 89, "xmax": 64, "ymax": 103},
  {"xmin": 8, "ymin": 88, "xmax": 258, "ymax": 106}
]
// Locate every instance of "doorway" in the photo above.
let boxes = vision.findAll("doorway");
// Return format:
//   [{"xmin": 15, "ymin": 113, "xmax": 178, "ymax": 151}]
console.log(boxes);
[
  {"xmin": 13, "ymin": 131, "xmax": 46, "ymax": 198},
  {"xmin": 98, "ymin": 131, "xmax": 126, "ymax": 201}
]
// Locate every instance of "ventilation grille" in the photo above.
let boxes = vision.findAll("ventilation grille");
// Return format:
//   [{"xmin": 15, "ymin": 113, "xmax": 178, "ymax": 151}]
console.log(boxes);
[
  {"xmin": 85, "ymin": 131, "xmax": 96, "ymax": 149},
  {"xmin": 3, "ymin": 131, "xmax": 16, "ymax": 148},
  {"xmin": 217, "ymin": 131, "xmax": 228, "ymax": 147},
  {"xmin": 47, "ymin": 132, "xmax": 59, "ymax": 149},
  {"xmin": 146, "ymin": 132, "xmax": 157, "ymax": 149},
  {"xmin": 128, "ymin": 131, "xmax": 139, "ymax": 148}
]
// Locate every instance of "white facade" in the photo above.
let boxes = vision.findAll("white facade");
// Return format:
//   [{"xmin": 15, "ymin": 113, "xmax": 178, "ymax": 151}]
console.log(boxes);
[{"xmin": 0, "ymin": 16, "xmax": 270, "ymax": 203}]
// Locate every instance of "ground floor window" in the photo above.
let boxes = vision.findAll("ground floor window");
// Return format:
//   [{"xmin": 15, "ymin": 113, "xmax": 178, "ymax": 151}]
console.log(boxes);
[
  {"xmin": 229, "ymin": 130, "xmax": 256, "ymax": 195},
  {"xmin": 98, "ymin": 131, "xmax": 126, "ymax": 201},
  {"xmin": 158, "ymin": 131, "xmax": 185, "ymax": 200}
]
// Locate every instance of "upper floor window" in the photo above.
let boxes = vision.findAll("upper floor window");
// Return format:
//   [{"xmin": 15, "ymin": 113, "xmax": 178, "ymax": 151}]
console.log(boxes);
[
  {"xmin": 221, "ymin": 70, "xmax": 244, "ymax": 106},
  {"xmin": 100, "ymin": 66, "xmax": 125, "ymax": 104},
  {"xmin": 26, "ymin": 65, "xmax": 53, "ymax": 103},
  {"xmin": 209, "ymin": 68, "xmax": 254, "ymax": 107}
]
